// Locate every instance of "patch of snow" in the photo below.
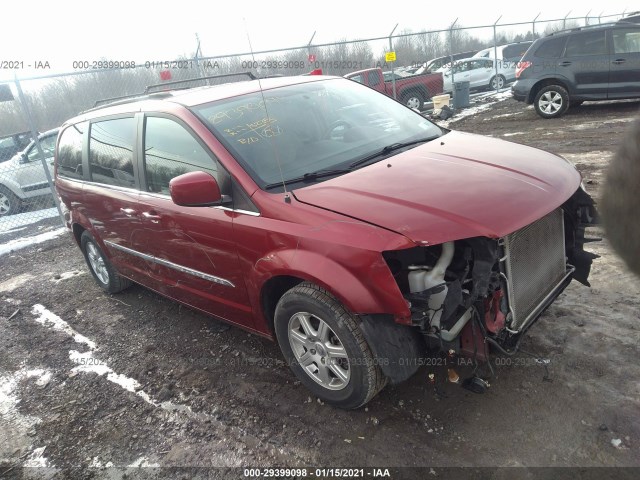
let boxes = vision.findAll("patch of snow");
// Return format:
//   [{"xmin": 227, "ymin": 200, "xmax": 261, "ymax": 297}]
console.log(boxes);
[
  {"xmin": 31, "ymin": 304, "xmax": 96, "ymax": 350},
  {"xmin": 31, "ymin": 305, "xmax": 213, "ymax": 426},
  {"xmin": 571, "ymin": 117, "xmax": 636, "ymax": 130},
  {"xmin": 437, "ymin": 89, "xmax": 513, "ymax": 128},
  {"xmin": 23, "ymin": 446, "xmax": 50, "ymax": 467},
  {"xmin": 491, "ymin": 112, "xmax": 523, "ymax": 119},
  {"xmin": 0, "ymin": 368, "xmax": 43, "ymax": 433},
  {"xmin": 0, "ymin": 273, "xmax": 34, "ymax": 293},
  {"xmin": 0, "ymin": 228, "xmax": 66, "ymax": 257},
  {"xmin": 0, "ymin": 207, "xmax": 59, "ymax": 233},
  {"xmin": 89, "ymin": 456, "xmax": 114, "ymax": 468},
  {"xmin": 69, "ymin": 350, "xmax": 158, "ymax": 407},
  {"xmin": 52, "ymin": 271, "xmax": 85, "ymax": 283},
  {"xmin": 0, "ymin": 367, "xmax": 53, "ymax": 469},
  {"xmin": 502, "ymin": 132, "xmax": 525, "ymax": 137},
  {"xmin": 128, "ymin": 456, "xmax": 160, "ymax": 468},
  {"xmin": 5, "ymin": 298, "xmax": 22, "ymax": 305}
]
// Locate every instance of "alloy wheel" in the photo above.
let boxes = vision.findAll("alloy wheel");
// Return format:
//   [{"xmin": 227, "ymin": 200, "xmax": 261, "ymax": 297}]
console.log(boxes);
[
  {"xmin": 86, "ymin": 242, "xmax": 110, "ymax": 285},
  {"xmin": 288, "ymin": 312, "xmax": 350, "ymax": 390},
  {"xmin": 538, "ymin": 91, "xmax": 563, "ymax": 115},
  {"xmin": 0, "ymin": 192, "xmax": 10, "ymax": 215}
]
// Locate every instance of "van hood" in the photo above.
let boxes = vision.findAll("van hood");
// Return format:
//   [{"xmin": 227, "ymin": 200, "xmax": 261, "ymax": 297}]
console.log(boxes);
[{"xmin": 292, "ymin": 131, "xmax": 581, "ymax": 245}]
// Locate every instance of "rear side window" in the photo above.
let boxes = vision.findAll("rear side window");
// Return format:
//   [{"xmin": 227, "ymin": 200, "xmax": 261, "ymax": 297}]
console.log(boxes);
[
  {"xmin": 565, "ymin": 31, "xmax": 607, "ymax": 56},
  {"xmin": 535, "ymin": 37, "xmax": 567, "ymax": 58},
  {"xmin": 89, "ymin": 118, "xmax": 136, "ymax": 188},
  {"xmin": 503, "ymin": 43, "xmax": 532, "ymax": 60},
  {"xmin": 143, "ymin": 116, "xmax": 218, "ymax": 195},
  {"xmin": 613, "ymin": 29, "xmax": 640, "ymax": 53},
  {"xmin": 57, "ymin": 122, "xmax": 86, "ymax": 180}
]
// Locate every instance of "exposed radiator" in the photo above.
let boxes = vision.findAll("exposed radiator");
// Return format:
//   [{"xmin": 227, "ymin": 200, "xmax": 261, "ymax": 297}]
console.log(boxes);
[{"xmin": 503, "ymin": 208, "xmax": 568, "ymax": 331}]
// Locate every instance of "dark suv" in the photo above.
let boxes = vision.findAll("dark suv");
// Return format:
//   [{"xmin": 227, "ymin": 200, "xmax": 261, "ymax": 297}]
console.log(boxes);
[{"xmin": 512, "ymin": 22, "xmax": 640, "ymax": 118}]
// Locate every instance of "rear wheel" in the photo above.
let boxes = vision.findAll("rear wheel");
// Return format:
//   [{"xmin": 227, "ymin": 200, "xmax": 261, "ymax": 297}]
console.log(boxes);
[
  {"xmin": 81, "ymin": 231, "xmax": 132, "ymax": 293},
  {"xmin": 401, "ymin": 91, "xmax": 425, "ymax": 111},
  {"xmin": 274, "ymin": 282, "xmax": 386, "ymax": 409},
  {"xmin": 490, "ymin": 75, "xmax": 506, "ymax": 90},
  {"xmin": 534, "ymin": 85, "xmax": 569, "ymax": 118},
  {"xmin": 0, "ymin": 186, "xmax": 21, "ymax": 216}
]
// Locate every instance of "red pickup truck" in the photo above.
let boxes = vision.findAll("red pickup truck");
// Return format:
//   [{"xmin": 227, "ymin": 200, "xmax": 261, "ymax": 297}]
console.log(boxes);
[{"xmin": 344, "ymin": 67, "xmax": 443, "ymax": 111}]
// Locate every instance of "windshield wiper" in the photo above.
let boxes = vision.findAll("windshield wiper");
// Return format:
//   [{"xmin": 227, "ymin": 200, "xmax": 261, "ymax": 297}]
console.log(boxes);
[
  {"xmin": 349, "ymin": 136, "xmax": 439, "ymax": 169},
  {"xmin": 263, "ymin": 168, "xmax": 352, "ymax": 190},
  {"xmin": 263, "ymin": 136, "xmax": 439, "ymax": 190}
]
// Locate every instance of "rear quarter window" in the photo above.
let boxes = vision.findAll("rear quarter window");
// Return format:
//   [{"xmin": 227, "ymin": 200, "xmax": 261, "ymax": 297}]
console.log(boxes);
[
  {"xmin": 613, "ymin": 28, "xmax": 640, "ymax": 53},
  {"xmin": 535, "ymin": 37, "xmax": 568, "ymax": 58},
  {"xmin": 56, "ymin": 122, "xmax": 87, "ymax": 180},
  {"xmin": 503, "ymin": 43, "xmax": 532, "ymax": 60}
]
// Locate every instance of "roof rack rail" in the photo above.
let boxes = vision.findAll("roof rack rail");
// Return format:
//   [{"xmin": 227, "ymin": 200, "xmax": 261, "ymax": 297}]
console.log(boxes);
[
  {"xmin": 85, "ymin": 72, "xmax": 258, "ymax": 113},
  {"xmin": 144, "ymin": 72, "xmax": 257, "ymax": 93},
  {"xmin": 89, "ymin": 92, "xmax": 173, "ymax": 110},
  {"xmin": 547, "ymin": 21, "xmax": 619, "ymax": 36}
]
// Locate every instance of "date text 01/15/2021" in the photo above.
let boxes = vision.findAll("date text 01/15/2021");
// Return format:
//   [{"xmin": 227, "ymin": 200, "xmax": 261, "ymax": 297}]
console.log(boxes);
[{"xmin": 243, "ymin": 468, "xmax": 391, "ymax": 477}]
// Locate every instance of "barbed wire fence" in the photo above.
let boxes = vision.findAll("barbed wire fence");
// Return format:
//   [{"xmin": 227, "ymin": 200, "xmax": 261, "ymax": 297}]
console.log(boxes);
[{"xmin": 0, "ymin": 10, "xmax": 629, "ymax": 235}]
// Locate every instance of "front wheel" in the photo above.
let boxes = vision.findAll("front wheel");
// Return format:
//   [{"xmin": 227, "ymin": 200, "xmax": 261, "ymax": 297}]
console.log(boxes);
[
  {"xmin": 81, "ymin": 231, "xmax": 132, "ymax": 294},
  {"xmin": 274, "ymin": 282, "xmax": 386, "ymax": 409},
  {"xmin": 534, "ymin": 85, "xmax": 569, "ymax": 118}
]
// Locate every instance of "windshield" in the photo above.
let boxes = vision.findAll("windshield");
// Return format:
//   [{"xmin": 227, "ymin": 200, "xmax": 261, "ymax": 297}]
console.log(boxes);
[{"xmin": 193, "ymin": 78, "xmax": 442, "ymax": 190}]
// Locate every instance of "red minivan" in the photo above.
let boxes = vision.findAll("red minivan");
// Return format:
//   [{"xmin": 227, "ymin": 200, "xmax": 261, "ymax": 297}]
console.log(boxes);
[{"xmin": 54, "ymin": 75, "xmax": 598, "ymax": 408}]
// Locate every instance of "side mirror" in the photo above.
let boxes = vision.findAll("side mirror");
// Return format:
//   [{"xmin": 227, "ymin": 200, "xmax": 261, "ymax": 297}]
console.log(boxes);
[
  {"xmin": 170, "ymin": 171, "xmax": 231, "ymax": 207},
  {"xmin": 18, "ymin": 153, "xmax": 29, "ymax": 164}
]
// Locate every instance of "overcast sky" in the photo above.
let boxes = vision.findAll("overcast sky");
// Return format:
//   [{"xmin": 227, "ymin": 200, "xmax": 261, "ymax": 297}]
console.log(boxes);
[{"xmin": 0, "ymin": 0, "xmax": 634, "ymax": 81}]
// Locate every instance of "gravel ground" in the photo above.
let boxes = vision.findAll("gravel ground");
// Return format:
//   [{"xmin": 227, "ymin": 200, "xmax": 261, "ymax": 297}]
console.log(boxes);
[{"xmin": 1, "ymin": 95, "xmax": 639, "ymax": 479}]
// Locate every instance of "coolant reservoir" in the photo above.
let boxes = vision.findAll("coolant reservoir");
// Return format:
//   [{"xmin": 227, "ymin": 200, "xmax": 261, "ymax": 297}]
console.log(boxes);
[
  {"xmin": 425, "ymin": 242, "xmax": 454, "ymax": 328},
  {"xmin": 408, "ymin": 266, "xmax": 429, "ymax": 293}
]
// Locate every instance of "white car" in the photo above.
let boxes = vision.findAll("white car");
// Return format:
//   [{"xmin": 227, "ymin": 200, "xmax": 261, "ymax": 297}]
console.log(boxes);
[
  {"xmin": 439, "ymin": 58, "xmax": 507, "ymax": 93},
  {"xmin": 0, "ymin": 128, "xmax": 59, "ymax": 216},
  {"xmin": 472, "ymin": 42, "xmax": 533, "ymax": 82}
]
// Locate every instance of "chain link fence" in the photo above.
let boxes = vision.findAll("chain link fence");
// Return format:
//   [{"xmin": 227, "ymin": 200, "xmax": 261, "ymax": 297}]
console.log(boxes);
[{"xmin": 0, "ymin": 10, "xmax": 629, "ymax": 234}]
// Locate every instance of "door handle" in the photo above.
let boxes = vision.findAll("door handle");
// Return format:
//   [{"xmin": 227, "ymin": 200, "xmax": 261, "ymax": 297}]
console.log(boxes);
[
  {"xmin": 120, "ymin": 208, "xmax": 136, "ymax": 217},
  {"xmin": 559, "ymin": 61, "xmax": 572, "ymax": 67},
  {"xmin": 142, "ymin": 211, "xmax": 161, "ymax": 223},
  {"xmin": 612, "ymin": 59, "xmax": 626, "ymax": 65}
]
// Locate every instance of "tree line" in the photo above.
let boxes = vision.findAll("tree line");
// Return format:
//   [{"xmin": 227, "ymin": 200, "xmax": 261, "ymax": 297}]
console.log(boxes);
[{"xmin": 0, "ymin": 21, "xmax": 573, "ymax": 137}]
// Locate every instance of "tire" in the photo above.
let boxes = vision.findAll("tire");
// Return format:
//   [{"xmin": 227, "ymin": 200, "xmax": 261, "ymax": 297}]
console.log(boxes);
[
  {"xmin": 0, "ymin": 186, "xmax": 22, "ymax": 216},
  {"xmin": 80, "ymin": 231, "xmax": 132, "ymax": 294},
  {"xmin": 534, "ymin": 85, "xmax": 569, "ymax": 119},
  {"xmin": 401, "ymin": 91, "xmax": 425, "ymax": 111},
  {"xmin": 490, "ymin": 75, "xmax": 506, "ymax": 90},
  {"xmin": 274, "ymin": 282, "xmax": 387, "ymax": 409}
]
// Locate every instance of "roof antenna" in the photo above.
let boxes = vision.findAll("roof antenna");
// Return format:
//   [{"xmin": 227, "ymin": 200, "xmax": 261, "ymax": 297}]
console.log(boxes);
[{"xmin": 243, "ymin": 18, "xmax": 291, "ymax": 203}]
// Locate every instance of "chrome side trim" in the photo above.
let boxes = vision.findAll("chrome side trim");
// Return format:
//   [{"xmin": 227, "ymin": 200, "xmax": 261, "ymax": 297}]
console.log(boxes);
[
  {"xmin": 215, "ymin": 206, "xmax": 260, "ymax": 217},
  {"xmin": 104, "ymin": 241, "xmax": 235, "ymax": 288}
]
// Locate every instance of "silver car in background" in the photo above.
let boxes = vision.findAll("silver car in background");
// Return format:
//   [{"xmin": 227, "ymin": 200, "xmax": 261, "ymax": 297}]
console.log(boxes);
[{"xmin": 0, "ymin": 128, "xmax": 59, "ymax": 216}]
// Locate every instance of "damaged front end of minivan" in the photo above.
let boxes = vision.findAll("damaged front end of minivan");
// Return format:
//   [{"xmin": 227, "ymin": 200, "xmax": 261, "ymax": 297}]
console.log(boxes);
[{"xmin": 379, "ymin": 187, "xmax": 599, "ymax": 373}]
